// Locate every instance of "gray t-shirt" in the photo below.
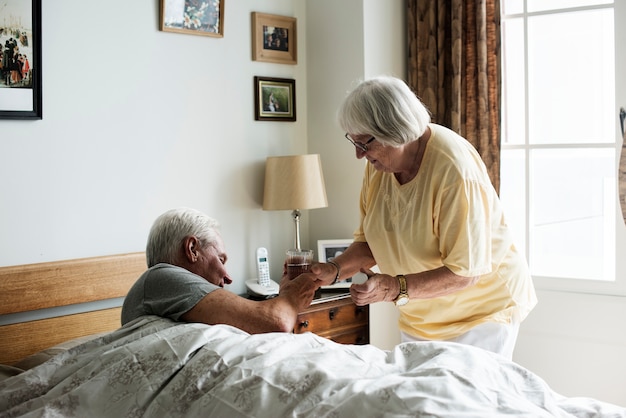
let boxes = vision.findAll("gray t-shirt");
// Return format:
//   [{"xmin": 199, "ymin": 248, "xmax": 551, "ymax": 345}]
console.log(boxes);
[{"xmin": 121, "ymin": 263, "xmax": 219, "ymax": 325}]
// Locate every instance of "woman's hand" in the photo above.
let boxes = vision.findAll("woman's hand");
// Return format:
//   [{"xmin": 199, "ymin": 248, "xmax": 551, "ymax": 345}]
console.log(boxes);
[
  {"xmin": 350, "ymin": 266, "xmax": 479, "ymax": 306},
  {"xmin": 309, "ymin": 262, "xmax": 340, "ymax": 287},
  {"xmin": 349, "ymin": 268, "xmax": 399, "ymax": 306}
]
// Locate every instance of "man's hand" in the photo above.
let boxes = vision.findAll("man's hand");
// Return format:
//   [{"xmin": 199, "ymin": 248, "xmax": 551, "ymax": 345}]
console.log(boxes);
[
  {"xmin": 182, "ymin": 272, "xmax": 319, "ymax": 335},
  {"xmin": 279, "ymin": 272, "xmax": 319, "ymax": 312}
]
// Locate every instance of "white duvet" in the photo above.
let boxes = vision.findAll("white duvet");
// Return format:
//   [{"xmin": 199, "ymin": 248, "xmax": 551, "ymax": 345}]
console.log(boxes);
[{"xmin": 1, "ymin": 315, "xmax": 624, "ymax": 417}]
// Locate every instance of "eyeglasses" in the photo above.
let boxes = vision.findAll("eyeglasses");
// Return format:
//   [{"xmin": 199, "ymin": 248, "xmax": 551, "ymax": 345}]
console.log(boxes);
[{"xmin": 345, "ymin": 133, "xmax": 376, "ymax": 152}]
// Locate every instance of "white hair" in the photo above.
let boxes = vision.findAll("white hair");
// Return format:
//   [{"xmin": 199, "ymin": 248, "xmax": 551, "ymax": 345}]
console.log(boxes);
[
  {"xmin": 337, "ymin": 76, "xmax": 431, "ymax": 146},
  {"xmin": 146, "ymin": 207, "xmax": 220, "ymax": 267}
]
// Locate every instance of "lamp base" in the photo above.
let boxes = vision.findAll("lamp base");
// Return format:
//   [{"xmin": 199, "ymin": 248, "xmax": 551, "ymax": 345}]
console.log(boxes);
[{"xmin": 292, "ymin": 209, "xmax": 302, "ymax": 251}]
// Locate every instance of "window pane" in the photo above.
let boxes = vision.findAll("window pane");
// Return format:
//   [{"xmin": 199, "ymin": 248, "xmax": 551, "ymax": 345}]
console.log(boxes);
[
  {"xmin": 501, "ymin": 1, "xmax": 523, "ymax": 15},
  {"xmin": 500, "ymin": 149, "xmax": 527, "ymax": 252},
  {"xmin": 529, "ymin": 148, "xmax": 615, "ymax": 281},
  {"xmin": 501, "ymin": 18, "xmax": 525, "ymax": 145},
  {"xmin": 527, "ymin": 9, "xmax": 615, "ymax": 144},
  {"xmin": 527, "ymin": 0, "xmax": 612, "ymax": 13}
]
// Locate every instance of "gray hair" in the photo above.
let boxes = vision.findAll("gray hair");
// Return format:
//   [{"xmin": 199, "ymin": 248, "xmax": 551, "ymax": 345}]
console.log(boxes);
[
  {"xmin": 337, "ymin": 76, "xmax": 431, "ymax": 146},
  {"xmin": 146, "ymin": 207, "xmax": 220, "ymax": 267}
]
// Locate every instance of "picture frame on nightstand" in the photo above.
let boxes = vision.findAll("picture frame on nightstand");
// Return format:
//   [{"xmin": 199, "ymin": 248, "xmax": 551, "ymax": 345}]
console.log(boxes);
[{"xmin": 318, "ymin": 239, "xmax": 360, "ymax": 290}]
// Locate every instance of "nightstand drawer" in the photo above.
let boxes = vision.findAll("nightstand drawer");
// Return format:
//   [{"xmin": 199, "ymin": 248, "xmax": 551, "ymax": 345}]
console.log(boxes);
[
  {"xmin": 294, "ymin": 295, "xmax": 369, "ymax": 344},
  {"xmin": 317, "ymin": 325, "xmax": 369, "ymax": 345}
]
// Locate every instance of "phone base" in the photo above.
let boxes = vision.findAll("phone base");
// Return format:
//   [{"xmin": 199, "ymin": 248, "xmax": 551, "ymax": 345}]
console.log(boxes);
[{"xmin": 245, "ymin": 279, "xmax": 280, "ymax": 297}]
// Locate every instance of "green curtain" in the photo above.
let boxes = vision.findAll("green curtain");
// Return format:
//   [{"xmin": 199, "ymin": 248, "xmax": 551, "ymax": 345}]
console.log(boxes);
[{"xmin": 407, "ymin": 0, "xmax": 501, "ymax": 192}]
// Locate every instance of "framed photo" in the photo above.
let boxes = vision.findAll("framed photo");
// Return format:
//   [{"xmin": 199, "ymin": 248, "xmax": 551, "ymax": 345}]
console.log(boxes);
[
  {"xmin": 0, "ymin": 0, "xmax": 42, "ymax": 120},
  {"xmin": 318, "ymin": 239, "xmax": 354, "ymax": 290},
  {"xmin": 254, "ymin": 76, "xmax": 296, "ymax": 122},
  {"xmin": 160, "ymin": 0, "xmax": 224, "ymax": 38},
  {"xmin": 251, "ymin": 12, "xmax": 297, "ymax": 65}
]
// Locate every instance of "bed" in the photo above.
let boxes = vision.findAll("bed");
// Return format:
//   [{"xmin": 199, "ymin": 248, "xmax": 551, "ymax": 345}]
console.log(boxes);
[{"xmin": 1, "ymin": 253, "xmax": 625, "ymax": 417}]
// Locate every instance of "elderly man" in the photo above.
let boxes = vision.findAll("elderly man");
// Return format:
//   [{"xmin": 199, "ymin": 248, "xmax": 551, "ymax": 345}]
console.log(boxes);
[{"xmin": 122, "ymin": 207, "xmax": 319, "ymax": 333}]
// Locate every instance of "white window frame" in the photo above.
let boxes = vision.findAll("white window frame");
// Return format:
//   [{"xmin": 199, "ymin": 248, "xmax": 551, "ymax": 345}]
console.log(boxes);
[{"xmin": 500, "ymin": 0, "xmax": 626, "ymax": 296}]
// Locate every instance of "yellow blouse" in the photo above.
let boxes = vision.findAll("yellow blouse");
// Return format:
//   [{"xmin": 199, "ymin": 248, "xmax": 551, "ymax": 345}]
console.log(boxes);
[{"xmin": 354, "ymin": 124, "xmax": 537, "ymax": 340}]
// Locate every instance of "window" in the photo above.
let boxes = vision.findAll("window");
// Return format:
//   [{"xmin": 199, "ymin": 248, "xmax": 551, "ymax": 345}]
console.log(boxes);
[{"xmin": 500, "ymin": 0, "xmax": 626, "ymax": 295}]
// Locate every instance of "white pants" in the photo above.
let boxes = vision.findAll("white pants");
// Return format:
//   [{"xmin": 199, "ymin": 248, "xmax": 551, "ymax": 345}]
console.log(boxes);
[{"xmin": 401, "ymin": 320, "xmax": 520, "ymax": 360}]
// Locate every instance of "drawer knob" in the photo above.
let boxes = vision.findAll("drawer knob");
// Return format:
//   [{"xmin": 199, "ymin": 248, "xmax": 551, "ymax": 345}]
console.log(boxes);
[
  {"xmin": 328, "ymin": 308, "xmax": 337, "ymax": 320},
  {"xmin": 300, "ymin": 320, "xmax": 309, "ymax": 328}
]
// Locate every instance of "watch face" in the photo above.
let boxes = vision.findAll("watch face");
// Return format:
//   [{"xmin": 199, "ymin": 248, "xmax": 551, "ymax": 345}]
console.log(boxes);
[{"xmin": 395, "ymin": 295, "xmax": 409, "ymax": 306}]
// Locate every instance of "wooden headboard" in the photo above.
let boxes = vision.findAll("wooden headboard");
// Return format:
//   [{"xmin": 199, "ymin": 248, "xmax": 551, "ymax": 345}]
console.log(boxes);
[{"xmin": 0, "ymin": 252, "xmax": 146, "ymax": 365}]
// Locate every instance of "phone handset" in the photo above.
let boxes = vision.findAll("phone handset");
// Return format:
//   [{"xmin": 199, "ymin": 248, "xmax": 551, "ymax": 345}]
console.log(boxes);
[{"xmin": 256, "ymin": 247, "xmax": 271, "ymax": 286}]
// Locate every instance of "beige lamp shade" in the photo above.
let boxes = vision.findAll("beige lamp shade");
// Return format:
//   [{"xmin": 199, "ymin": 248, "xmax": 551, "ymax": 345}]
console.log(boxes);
[{"xmin": 263, "ymin": 154, "xmax": 328, "ymax": 211}]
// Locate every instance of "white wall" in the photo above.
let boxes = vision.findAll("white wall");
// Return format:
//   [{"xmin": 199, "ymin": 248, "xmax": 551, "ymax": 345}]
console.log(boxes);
[
  {"xmin": 515, "ymin": 290, "xmax": 626, "ymax": 404},
  {"xmin": 1, "ymin": 0, "xmax": 624, "ymax": 407},
  {"xmin": 306, "ymin": 0, "xmax": 405, "ymax": 352},
  {"xmin": 0, "ymin": 0, "xmax": 308, "ymax": 294}
]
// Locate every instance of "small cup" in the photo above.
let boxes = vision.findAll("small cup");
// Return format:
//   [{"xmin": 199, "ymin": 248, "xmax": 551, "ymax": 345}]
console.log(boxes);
[{"xmin": 285, "ymin": 249, "xmax": 314, "ymax": 280}]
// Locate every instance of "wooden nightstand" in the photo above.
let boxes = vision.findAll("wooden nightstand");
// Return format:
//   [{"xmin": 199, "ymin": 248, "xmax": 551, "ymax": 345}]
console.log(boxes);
[{"xmin": 294, "ymin": 292, "xmax": 369, "ymax": 345}]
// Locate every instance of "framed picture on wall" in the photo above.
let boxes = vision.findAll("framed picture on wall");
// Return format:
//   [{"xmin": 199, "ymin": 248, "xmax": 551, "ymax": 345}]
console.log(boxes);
[
  {"xmin": 251, "ymin": 12, "xmax": 297, "ymax": 65},
  {"xmin": 0, "ymin": 0, "xmax": 42, "ymax": 120},
  {"xmin": 160, "ymin": 0, "xmax": 224, "ymax": 38},
  {"xmin": 318, "ymin": 239, "xmax": 354, "ymax": 290},
  {"xmin": 254, "ymin": 76, "xmax": 296, "ymax": 122}
]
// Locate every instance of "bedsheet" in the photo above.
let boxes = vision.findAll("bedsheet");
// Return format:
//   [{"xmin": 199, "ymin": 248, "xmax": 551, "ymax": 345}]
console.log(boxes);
[{"xmin": 1, "ymin": 315, "xmax": 624, "ymax": 417}]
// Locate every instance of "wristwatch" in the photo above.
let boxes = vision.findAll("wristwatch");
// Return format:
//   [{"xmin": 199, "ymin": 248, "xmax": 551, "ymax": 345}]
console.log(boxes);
[{"xmin": 394, "ymin": 274, "xmax": 409, "ymax": 306}]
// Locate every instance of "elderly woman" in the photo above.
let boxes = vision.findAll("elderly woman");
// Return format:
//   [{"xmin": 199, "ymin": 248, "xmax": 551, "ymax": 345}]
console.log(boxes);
[{"xmin": 312, "ymin": 76, "xmax": 537, "ymax": 359}]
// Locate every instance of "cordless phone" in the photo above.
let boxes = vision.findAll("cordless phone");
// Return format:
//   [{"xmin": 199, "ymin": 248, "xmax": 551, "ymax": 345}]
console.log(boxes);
[
  {"xmin": 246, "ymin": 247, "xmax": 279, "ymax": 298},
  {"xmin": 256, "ymin": 247, "xmax": 271, "ymax": 286}
]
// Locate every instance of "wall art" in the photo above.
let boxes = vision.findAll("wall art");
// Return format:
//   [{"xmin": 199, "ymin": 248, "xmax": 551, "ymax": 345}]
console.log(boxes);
[
  {"xmin": 161, "ymin": 0, "xmax": 224, "ymax": 37},
  {"xmin": 251, "ymin": 12, "xmax": 296, "ymax": 65},
  {"xmin": 254, "ymin": 76, "xmax": 296, "ymax": 122},
  {"xmin": 0, "ymin": 0, "xmax": 42, "ymax": 120}
]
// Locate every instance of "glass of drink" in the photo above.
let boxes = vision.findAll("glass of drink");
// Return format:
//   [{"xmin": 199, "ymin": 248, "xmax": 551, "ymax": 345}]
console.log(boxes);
[{"xmin": 285, "ymin": 249, "xmax": 314, "ymax": 280}]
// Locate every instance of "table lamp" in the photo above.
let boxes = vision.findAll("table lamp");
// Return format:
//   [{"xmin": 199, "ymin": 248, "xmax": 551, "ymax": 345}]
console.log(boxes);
[{"xmin": 262, "ymin": 154, "xmax": 328, "ymax": 250}]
